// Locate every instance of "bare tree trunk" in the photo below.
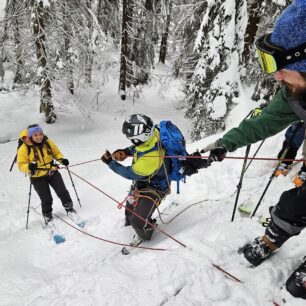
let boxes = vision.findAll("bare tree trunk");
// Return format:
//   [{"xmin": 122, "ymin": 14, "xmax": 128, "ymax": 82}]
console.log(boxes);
[
  {"xmin": 242, "ymin": 0, "xmax": 263, "ymax": 63},
  {"xmin": 0, "ymin": 0, "xmax": 11, "ymax": 90},
  {"xmin": 159, "ymin": 0, "xmax": 172, "ymax": 64},
  {"xmin": 64, "ymin": 0, "xmax": 74, "ymax": 94},
  {"xmin": 119, "ymin": 0, "xmax": 132, "ymax": 100},
  {"xmin": 11, "ymin": 0, "xmax": 24, "ymax": 86},
  {"xmin": 32, "ymin": 0, "xmax": 55, "ymax": 124},
  {"xmin": 85, "ymin": 0, "xmax": 93, "ymax": 84}
]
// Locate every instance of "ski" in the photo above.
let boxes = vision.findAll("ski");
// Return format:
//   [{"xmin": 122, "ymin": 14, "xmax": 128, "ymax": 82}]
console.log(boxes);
[
  {"xmin": 44, "ymin": 221, "xmax": 65, "ymax": 244},
  {"xmin": 67, "ymin": 211, "xmax": 86, "ymax": 228},
  {"xmin": 238, "ymin": 202, "xmax": 253, "ymax": 215}
]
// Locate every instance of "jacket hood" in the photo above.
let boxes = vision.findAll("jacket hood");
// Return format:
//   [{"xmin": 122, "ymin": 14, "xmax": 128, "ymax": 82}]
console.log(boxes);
[{"xmin": 19, "ymin": 129, "xmax": 33, "ymax": 146}]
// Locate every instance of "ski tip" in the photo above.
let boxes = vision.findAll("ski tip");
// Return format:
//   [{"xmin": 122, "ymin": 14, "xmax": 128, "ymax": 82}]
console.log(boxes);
[
  {"xmin": 238, "ymin": 205, "xmax": 253, "ymax": 215},
  {"xmin": 53, "ymin": 234, "xmax": 65, "ymax": 244}
]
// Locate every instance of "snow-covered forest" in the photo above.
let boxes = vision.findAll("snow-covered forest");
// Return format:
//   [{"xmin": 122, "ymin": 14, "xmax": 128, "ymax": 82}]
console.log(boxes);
[
  {"xmin": 2, "ymin": 0, "xmax": 306, "ymax": 305},
  {"xmin": 0, "ymin": 0, "xmax": 290, "ymax": 137}
]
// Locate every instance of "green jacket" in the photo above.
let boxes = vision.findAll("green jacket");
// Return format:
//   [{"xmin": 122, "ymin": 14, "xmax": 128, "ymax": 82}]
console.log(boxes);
[{"xmin": 221, "ymin": 87, "xmax": 300, "ymax": 152}]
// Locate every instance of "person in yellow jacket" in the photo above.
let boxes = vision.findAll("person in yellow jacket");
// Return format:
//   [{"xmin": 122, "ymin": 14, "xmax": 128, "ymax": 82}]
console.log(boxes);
[
  {"xmin": 17, "ymin": 124, "xmax": 75, "ymax": 224},
  {"xmin": 101, "ymin": 114, "xmax": 171, "ymax": 253}
]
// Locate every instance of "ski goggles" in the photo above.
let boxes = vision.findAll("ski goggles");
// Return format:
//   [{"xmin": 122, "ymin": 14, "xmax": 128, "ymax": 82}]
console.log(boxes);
[
  {"xmin": 126, "ymin": 129, "xmax": 154, "ymax": 145},
  {"xmin": 256, "ymin": 34, "xmax": 306, "ymax": 74}
]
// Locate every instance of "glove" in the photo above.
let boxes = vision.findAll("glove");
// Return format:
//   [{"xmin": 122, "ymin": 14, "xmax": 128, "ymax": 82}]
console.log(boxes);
[
  {"xmin": 181, "ymin": 151, "xmax": 211, "ymax": 176},
  {"xmin": 101, "ymin": 150, "xmax": 113, "ymax": 165},
  {"xmin": 112, "ymin": 149, "xmax": 129, "ymax": 161},
  {"xmin": 251, "ymin": 107, "xmax": 263, "ymax": 118},
  {"xmin": 28, "ymin": 162, "xmax": 37, "ymax": 174},
  {"xmin": 61, "ymin": 158, "xmax": 69, "ymax": 166},
  {"xmin": 201, "ymin": 139, "xmax": 227, "ymax": 162}
]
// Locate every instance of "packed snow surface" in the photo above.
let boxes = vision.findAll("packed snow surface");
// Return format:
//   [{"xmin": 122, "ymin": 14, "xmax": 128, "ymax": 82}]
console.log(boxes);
[{"xmin": 0, "ymin": 80, "xmax": 305, "ymax": 306}]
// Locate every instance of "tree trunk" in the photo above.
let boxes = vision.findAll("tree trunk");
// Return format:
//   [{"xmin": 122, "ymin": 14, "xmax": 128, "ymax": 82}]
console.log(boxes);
[
  {"xmin": 159, "ymin": 0, "xmax": 172, "ymax": 64},
  {"xmin": 64, "ymin": 0, "xmax": 74, "ymax": 94},
  {"xmin": 11, "ymin": 0, "xmax": 24, "ymax": 86},
  {"xmin": 242, "ymin": 0, "xmax": 263, "ymax": 63},
  {"xmin": 85, "ymin": 0, "xmax": 93, "ymax": 84},
  {"xmin": 0, "ymin": 0, "xmax": 11, "ymax": 90},
  {"xmin": 32, "ymin": 0, "xmax": 55, "ymax": 124},
  {"xmin": 119, "ymin": 0, "xmax": 133, "ymax": 100}
]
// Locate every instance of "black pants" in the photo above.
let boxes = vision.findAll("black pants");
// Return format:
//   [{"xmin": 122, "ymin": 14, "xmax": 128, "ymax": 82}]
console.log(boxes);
[
  {"xmin": 125, "ymin": 187, "xmax": 165, "ymax": 241},
  {"xmin": 270, "ymin": 180, "xmax": 306, "ymax": 237},
  {"xmin": 31, "ymin": 171, "xmax": 72, "ymax": 216}
]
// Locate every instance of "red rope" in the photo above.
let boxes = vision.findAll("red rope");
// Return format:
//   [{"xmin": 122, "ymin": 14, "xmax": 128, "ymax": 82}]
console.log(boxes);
[
  {"xmin": 53, "ymin": 213, "xmax": 167, "ymax": 251},
  {"xmin": 69, "ymin": 158, "xmax": 100, "ymax": 168},
  {"xmin": 212, "ymin": 264, "xmax": 243, "ymax": 283},
  {"xmin": 67, "ymin": 169, "xmax": 187, "ymax": 248},
  {"xmin": 68, "ymin": 155, "xmax": 306, "ymax": 168}
]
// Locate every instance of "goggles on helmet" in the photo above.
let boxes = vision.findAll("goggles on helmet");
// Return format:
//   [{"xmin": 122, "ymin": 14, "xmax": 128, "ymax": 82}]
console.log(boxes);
[
  {"xmin": 126, "ymin": 128, "xmax": 154, "ymax": 145},
  {"xmin": 122, "ymin": 114, "xmax": 154, "ymax": 146},
  {"xmin": 255, "ymin": 34, "xmax": 306, "ymax": 74}
]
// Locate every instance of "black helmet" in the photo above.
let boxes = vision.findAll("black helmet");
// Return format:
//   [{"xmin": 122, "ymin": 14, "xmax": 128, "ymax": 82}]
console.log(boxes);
[{"xmin": 122, "ymin": 114, "xmax": 154, "ymax": 145}]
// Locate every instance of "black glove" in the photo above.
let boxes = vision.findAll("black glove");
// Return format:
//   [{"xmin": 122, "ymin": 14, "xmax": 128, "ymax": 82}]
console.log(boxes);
[
  {"xmin": 201, "ymin": 139, "xmax": 227, "ymax": 162},
  {"xmin": 101, "ymin": 150, "xmax": 113, "ymax": 165},
  {"xmin": 28, "ymin": 162, "xmax": 37, "ymax": 174},
  {"xmin": 61, "ymin": 158, "xmax": 69, "ymax": 166},
  {"xmin": 181, "ymin": 151, "xmax": 210, "ymax": 176}
]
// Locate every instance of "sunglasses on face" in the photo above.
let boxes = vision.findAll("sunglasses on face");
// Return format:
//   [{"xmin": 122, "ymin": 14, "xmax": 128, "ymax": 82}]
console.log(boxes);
[{"xmin": 256, "ymin": 34, "xmax": 306, "ymax": 74}]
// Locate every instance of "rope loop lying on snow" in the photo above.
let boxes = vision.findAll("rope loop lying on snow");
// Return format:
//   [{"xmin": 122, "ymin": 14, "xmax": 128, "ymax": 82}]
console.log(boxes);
[
  {"xmin": 66, "ymin": 169, "xmax": 187, "ymax": 248},
  {"xmin": 31, "ymin": 206, "xmax": 168, "ymax": 251}
]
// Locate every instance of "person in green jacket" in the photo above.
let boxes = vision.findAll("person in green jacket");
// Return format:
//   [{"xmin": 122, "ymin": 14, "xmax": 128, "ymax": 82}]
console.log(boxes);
[{"xmin": 202, "ymin": 0, "xmax": 306, "ymax": 299}]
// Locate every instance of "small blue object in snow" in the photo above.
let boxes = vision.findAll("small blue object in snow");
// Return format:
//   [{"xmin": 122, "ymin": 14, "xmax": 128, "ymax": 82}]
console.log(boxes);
[{"xmin": 53, "ymin": 234, "xmax": 65, "ymax": 244}]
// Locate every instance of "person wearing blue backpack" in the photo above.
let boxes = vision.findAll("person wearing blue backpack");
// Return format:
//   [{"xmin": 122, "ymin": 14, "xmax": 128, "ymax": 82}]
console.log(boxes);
[{"xmin": 101, "ymin": 114, "xmax": 209, "ymax": 253}]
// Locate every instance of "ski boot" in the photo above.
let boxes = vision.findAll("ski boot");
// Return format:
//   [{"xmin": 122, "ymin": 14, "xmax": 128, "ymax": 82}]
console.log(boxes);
[
  {"xmin": 121, "ymin": 234, "xmax": 144, "ymax": 255},
  {"xmin": 239, "ymin": 236, "xmax": 275, "ymax": 266},
  {"xmin": 239, "ymin": 220, "xmax": 291, "ymax": 266},
  {"xmin": 293, "ymin": 171, "xmax": 306, "ymax": 187},
  {"xmin": 286, "ymin": 258, "xmax": 306, "ymax": 299},
  {"xmin": 275, "ymin": 163, "xmax": 289, "ymax": 177},
  {"xmin": 43, "ymin": 212, "xmax": 53, "ymax": 225},
  {"xmin": 66, "ymin": 209, "xmax": 86, "ymax": 228}
]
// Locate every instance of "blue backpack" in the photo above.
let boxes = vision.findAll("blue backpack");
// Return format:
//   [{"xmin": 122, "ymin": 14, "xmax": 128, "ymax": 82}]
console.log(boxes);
[{"xmin": 159, "ymin": 120, "xmax": 187, "ymax": 193}]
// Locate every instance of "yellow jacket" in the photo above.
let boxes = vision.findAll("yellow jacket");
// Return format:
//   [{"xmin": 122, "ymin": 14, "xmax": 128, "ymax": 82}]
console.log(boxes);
[
  {"xmin": 132, "ymin": 129, "xmax": 164, "ymax": 177},
  {"xmin": 17, "ymin": 129, "xmax": 64, "ymax": 178}
]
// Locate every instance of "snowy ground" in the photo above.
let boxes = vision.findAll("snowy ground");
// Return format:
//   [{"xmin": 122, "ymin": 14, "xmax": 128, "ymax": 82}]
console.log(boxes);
[{"xmin": 1, "ymin": 76, "xmax": 305, "ymax": 306}]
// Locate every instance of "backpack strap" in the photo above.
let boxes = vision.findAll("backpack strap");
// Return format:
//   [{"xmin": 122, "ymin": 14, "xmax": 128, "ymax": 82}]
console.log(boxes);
[{"xmin": 135, "ymin": 143, "xmax": 158, "ymax": 159}]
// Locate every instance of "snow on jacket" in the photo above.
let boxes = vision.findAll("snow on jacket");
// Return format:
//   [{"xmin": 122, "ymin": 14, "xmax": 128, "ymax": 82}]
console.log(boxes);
[
  {"xmin": 221, "ymin": 87, "xmax": 301, "ymax": 152},
  {"xmin": 108, "ymin": 128, "xmax": 171, "ymax": 191},
  {"xmin": 17, "ymin": 129, "xmax": 64, "ymax": 178}
]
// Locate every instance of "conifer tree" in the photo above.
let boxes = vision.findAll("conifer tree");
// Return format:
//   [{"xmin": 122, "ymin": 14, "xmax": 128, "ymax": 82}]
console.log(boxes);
[
  {"xmin": 186, "ymin": 0, "xmax": 247, "ymax": 140},
  {"xmin": 243, "ymin": 0, "xmax": 291, "ymax": 102}
]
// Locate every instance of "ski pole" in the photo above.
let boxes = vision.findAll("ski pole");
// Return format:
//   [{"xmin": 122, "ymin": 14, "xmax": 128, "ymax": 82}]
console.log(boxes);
[
  {"xmin": 231, "ymin": 110, "xmax": 264, "ymax": 221},
  {"xmin": 244, "ymin": 140, "xmax": 265, "ymax": 173},
  {"xmin": 231, "ymin": 144, "xmax": 251, "ymax": 222},
  {"xmin": 26, "ymin": 182, "xmax": 32, "ymax": 229},
  {"xmin": 9, "ymin": 154, "xmax": 17, "ymax": 172},
  {"xmin": 251, "ymin": 123, "xmax": 302, "ymax": 218},
  {"xmin": 66, "ymin": 166, "xmax": 82, "ymax": 208}
]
